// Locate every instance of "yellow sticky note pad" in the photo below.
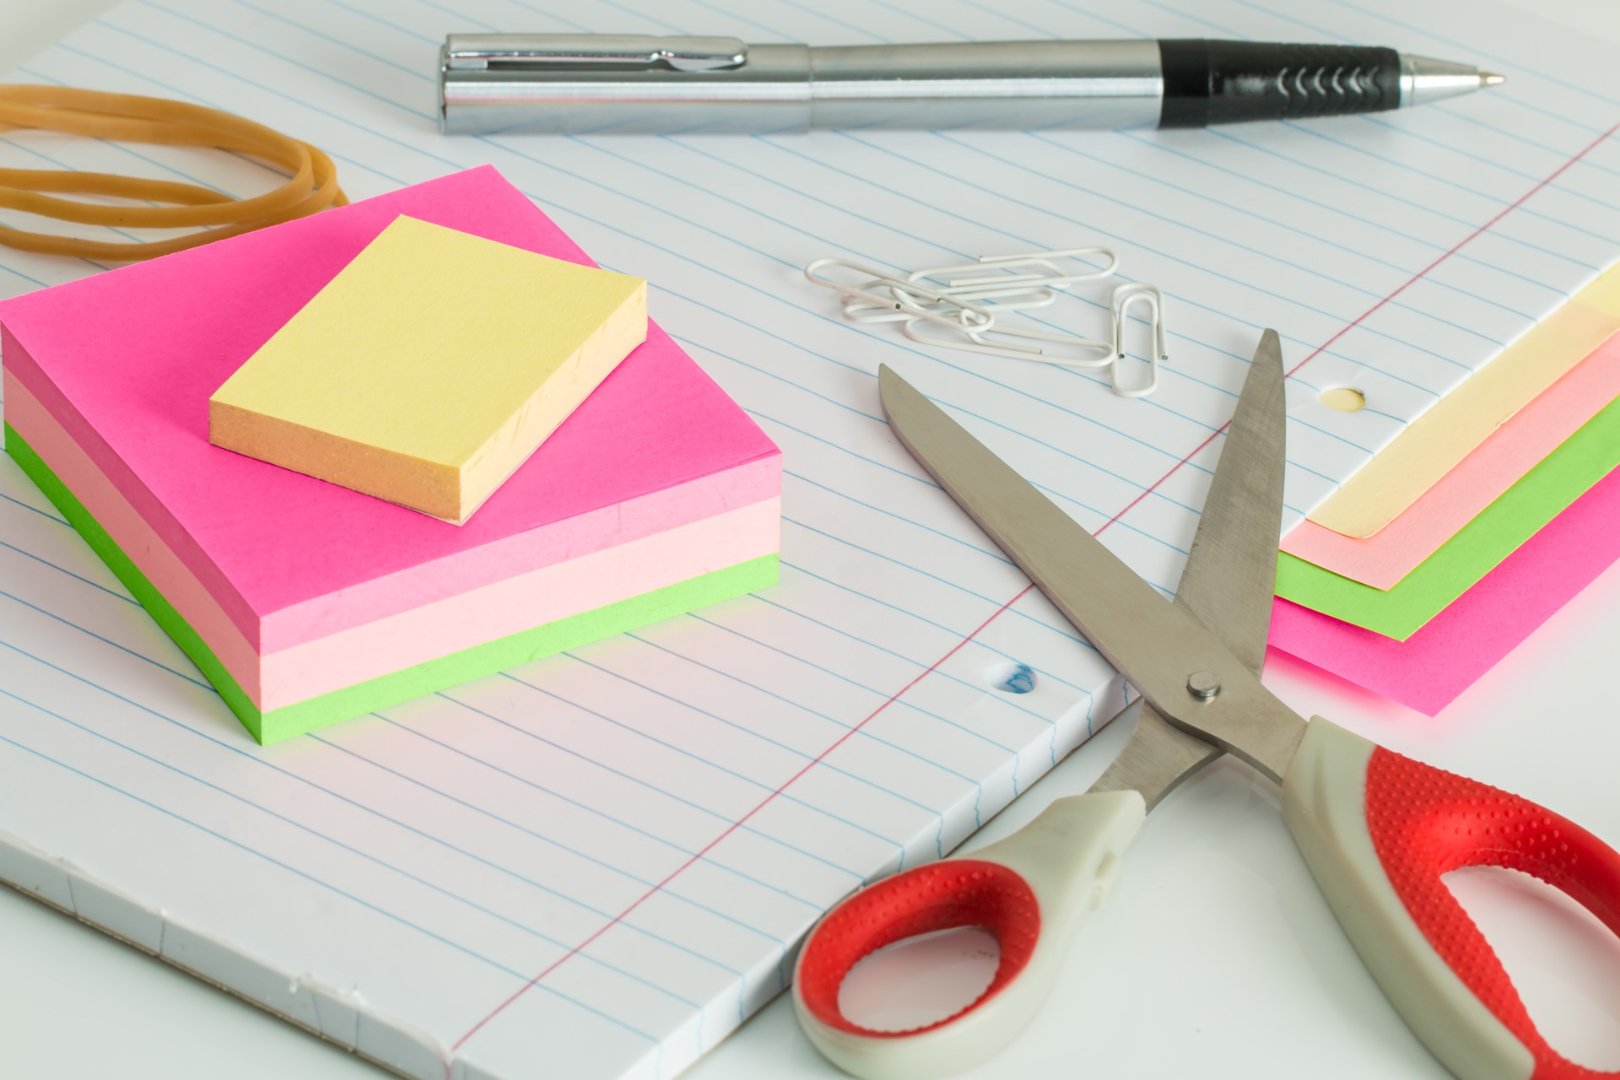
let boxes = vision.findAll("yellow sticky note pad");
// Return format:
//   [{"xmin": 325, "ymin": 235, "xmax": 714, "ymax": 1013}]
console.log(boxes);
[{"xmin": 209, "ymin": 216, "xmax": 647, "ymax": 524}]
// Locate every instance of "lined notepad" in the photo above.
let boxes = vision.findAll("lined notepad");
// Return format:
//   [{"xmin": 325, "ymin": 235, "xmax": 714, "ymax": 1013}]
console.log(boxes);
[{"xmin": 0, "ymin": 1, "xmax": 1616, "ymax": 1078}]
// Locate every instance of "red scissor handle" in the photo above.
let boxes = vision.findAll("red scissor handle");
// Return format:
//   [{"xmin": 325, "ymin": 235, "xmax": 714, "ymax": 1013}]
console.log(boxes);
[
  {"xmin": 796, "ymin": 859, "xmax": 1042, "ymax": 1037},
  {"xmin": 1284, "ymin": 717, "xmax": 1620, "ymax": 1080},
  {"xmin": 792, "ymin": 791, "xmax": 1146, "ymax": 1080}
]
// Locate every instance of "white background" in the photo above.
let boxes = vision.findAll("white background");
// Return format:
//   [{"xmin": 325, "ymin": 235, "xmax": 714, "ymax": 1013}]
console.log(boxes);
[{"xmin": 2, "ymin": 3, "xmax": 1618, "ymax": 1078}]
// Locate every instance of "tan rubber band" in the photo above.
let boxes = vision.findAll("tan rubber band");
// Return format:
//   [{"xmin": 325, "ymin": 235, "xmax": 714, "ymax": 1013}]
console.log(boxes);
[{"xmin": 0, "ymin": 85, "xmax": 347, "ymax": 261}]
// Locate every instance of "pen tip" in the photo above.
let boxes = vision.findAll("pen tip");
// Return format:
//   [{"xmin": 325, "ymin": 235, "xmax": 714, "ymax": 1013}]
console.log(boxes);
[{"xmin": 1480, "ymin": 72, "xmax": 1506, "ymax": 88}]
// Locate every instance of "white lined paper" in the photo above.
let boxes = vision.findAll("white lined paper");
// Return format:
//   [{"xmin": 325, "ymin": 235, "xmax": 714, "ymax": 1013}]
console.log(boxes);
[{"xmin": 0, "ymin": 1, "xmax": 1616, "ymax": 1077}]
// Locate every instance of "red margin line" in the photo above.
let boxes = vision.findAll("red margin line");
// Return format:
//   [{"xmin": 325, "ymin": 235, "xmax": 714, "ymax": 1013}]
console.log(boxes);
[
  {"xmin": 1099, "ymin": 117, "xmax": 1619, "ymax": 539},
  {"xmin": 1283, "ymin": 118, "xmax": 1620, "ymax": 383},
  {"xmin": 448, "ymin": 585, "xmax": 1036, "ymax": 1056},
  {"xmin": 450, "ymin": 119, "xmax": 1617, "ymax": 1058}
]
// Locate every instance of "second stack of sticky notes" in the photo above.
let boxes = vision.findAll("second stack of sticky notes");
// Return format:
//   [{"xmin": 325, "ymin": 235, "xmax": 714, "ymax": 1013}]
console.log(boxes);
[{"xmin": 1268, "ymin": 266, "xmax": 1620, "ymax": 713}]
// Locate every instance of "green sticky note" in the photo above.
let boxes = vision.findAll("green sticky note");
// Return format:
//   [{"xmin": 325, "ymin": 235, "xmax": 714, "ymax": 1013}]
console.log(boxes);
[{"xmin": 1275, "ymin": 394, "xmax": 1620, "ymax": 641}]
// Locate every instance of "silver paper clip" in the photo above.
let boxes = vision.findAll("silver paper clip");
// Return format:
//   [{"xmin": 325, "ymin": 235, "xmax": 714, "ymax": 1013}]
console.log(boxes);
[{"xmin": 1110, "ymin": 283, "xmax": 1167, "ymax": 398}]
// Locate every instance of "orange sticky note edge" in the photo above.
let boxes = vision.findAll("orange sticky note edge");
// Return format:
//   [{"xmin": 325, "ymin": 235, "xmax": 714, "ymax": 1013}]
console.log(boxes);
[
  {"xmin": 1306, "ymin": 264, "xmax": 1620, "ymax": 539},
  {"xmin": 1283, "ymin": 330, "xmax": 1620, "ymax": 589},
  {"xmin": 209, "ymin": 215, "xmax": 647, "ymax": 524}
]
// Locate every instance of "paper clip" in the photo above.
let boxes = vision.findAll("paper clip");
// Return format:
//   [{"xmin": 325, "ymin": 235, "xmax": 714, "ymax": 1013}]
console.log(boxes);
[
  {"xmin": 806, "ymin": 248, "xmax": 1167, "ymax": 397},
  {"xmin": 893, "ymin": 248, "xmax": 1121, "ymax": 364},
  {"xmin": 904, "ymin": 318, "xmax": 1114, "ymax": 368},
  {"xmin": 805, "ymin": 258, "xmax": 994, "ymax": 332},
  {"xmin": 906, "ymin": 262, "xmax": 1058, "ymax": 310},
  {"xmin": 839, "ymin": 282, "xmax": 1002, "ymax": 327},
  {"xmin": 979, "ymin": 247, "xmax": 1118, "ymax": 278},
  {"xmin": 904, "ymin": 247, "xmax": 1118, "ymax": 310},
  {"xmin": 913, "ymin": 247, "xmax": 1118, "ymax": 293},
  {"xmin": 1110, "ymin": 283, "xmax": 1167, "ymax": 398},
  {"xmin": 839, "ymin": 263, "xmax": 1065, "ymax": 325},
  {"xmin": 843, "ymin": 286, "xmax": 1052, "ymax": 326}
]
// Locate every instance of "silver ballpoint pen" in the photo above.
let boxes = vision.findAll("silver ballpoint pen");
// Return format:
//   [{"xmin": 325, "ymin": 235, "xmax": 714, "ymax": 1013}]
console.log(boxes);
[{"xmin": 437, "ymin": 33, "xmax": 1502, "ymax": 135}]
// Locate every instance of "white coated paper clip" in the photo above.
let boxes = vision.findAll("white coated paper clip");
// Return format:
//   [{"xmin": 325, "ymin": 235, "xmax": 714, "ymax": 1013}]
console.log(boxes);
[
  {"xmin": 909, "ymin": 247, "xmax": 1118, "ymax": 297},
  {"xmin": 1110, "ymin": 283, "xmax": 1167, "ymax": 398},
  {"xmin": 806, "ymin": 247, "xmax": 1166, "ymax": 397},
  {"xmin": 804, "ymin": 257, "xmax": 995, "ymax": 332},
  {"xmin": 898, "ymin": 248, "xmax": 1120, "ymax": 367},
  {"xmin": 903, "ymin": 318, "xmax": 1114, "ymax": 368}
]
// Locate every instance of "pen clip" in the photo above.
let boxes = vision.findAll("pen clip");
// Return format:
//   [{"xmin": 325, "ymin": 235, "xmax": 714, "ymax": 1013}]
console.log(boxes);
[{"xmin": 443, "ymin": 34, "xmax": 748, "ymax": 73}]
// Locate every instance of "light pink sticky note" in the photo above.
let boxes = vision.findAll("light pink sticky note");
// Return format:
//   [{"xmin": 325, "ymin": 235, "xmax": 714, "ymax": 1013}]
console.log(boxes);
[
  {"xmin": 0, "ymin": 166, "xmax": 780, "ymax": 653},
  {"xmin": 7, "ymin": 367, "xmax": 780, "ymax": 711},
  {"xmin": 1283, "ymin": 331, "xmax": 1620, "ymax": 590},
  {"xmin": 1268, "ymin": 463, "xmax": 1620, "ymax": 715}
]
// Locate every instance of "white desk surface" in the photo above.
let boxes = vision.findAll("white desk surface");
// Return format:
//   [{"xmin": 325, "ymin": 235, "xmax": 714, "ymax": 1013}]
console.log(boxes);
[{"xmin": 2, "ymin": 3, "xmax": 1618, "ymax": 1078}]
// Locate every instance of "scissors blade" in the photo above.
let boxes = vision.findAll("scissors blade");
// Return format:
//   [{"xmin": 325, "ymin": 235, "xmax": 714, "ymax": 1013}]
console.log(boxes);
[
  {"xmin": 879, "ymin": 346, "xmax": 1305, "ymax": 785},
  {"xmin": 1172, "ymin": 329, "xmax": 1286, "ymax": 676},
  {"xmin": 1086, "ymin": 330, "xmax": 1287, "ymax": 804}
]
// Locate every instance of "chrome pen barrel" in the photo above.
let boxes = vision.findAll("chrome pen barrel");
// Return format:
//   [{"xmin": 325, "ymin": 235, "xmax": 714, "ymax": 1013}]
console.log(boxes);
[
  {"xmin": 440, "ymin": 40, "xmax": 812, "ymax": 135},
  {"xmin": 804, "ymin": 40, "xmax": 1162, "ymax": 129},
  {"xmin": 439, "ymin": 37, "xmax": 1164, "ymax": 134}
]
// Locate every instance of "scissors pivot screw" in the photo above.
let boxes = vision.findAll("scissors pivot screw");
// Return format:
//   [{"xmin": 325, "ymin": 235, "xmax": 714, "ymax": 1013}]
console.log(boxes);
[{"xmin": 1186, "ymin": 671, "xmax": 1222, "ymax": 701}]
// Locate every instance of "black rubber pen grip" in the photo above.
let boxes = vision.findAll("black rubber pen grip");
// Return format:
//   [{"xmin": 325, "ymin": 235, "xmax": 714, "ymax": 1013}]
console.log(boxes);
[{"xmin": 1158, "ymin": 39, "xmax": 1401, "ymax": 127}]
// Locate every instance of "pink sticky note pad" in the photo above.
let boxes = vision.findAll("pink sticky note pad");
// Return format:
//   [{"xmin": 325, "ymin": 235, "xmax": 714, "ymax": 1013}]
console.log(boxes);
[
  {"xmin": 7, "ymin": 365, "xmax": 780, "ymax": 712},
  {"xmin": 1268, "ymin": 463, "xmax": 1620, "ymax": 715},
  {"xmin": 0, "ymin": 167, "xmax": 779, "ymax": 653},
  {"xmin": 1282, "ymin": 331, "xmax": 1620, "ymax": 590}
]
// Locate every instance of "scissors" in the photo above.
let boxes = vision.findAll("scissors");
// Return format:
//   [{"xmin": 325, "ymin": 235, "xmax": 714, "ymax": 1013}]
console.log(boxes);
[{"xmin": 791, "ymin": 331, "xmax": 1620, "ymax": 1080}]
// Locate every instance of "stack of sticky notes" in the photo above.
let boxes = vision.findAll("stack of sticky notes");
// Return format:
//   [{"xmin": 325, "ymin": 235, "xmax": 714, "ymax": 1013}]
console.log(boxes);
[
  {"xmin": 0, "ymin": 166, "xmax": 781, "ymax": 744},
  {"xmin": 1268, "ymin": 265, "xmax": 1620, "ymax": 714}
]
